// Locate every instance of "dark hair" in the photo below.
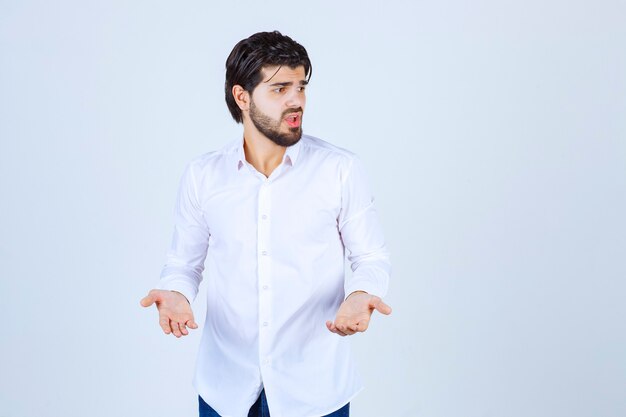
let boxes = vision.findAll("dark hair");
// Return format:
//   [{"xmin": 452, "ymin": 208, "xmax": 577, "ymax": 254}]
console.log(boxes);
[{"xmin": 225, "ymin": 31, "xmax": 312, "ymax": 123}]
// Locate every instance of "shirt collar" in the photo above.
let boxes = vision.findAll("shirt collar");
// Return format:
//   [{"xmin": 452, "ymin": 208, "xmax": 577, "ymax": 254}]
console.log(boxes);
[
  {"xmin": 235, "ymin": 136, "xmax": 303, "ymax": 171},
  {"xmin": 284, "ymin": 137, "xmax": 302, "ymax": 166},
  {"xmin": 236, "ymin": 138, "xmax": 245, "ymax": 171}
]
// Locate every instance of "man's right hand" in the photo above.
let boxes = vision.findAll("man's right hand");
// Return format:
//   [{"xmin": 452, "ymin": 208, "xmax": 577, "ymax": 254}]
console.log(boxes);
[{"xmin": 140, "ymin": 289, "xmax": 198, "ymax": 338}]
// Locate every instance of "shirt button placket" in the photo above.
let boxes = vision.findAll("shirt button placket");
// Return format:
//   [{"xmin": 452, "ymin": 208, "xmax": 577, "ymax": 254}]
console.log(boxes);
[{"xmin": 257, "ymin": 180, "xmax": 272, "ymax": 372}]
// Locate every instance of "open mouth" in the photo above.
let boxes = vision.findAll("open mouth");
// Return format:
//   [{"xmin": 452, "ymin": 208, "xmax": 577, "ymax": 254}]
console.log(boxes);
[{"xmin": 284, "ymin": 113, "xmax": 301, "ymax": 128}]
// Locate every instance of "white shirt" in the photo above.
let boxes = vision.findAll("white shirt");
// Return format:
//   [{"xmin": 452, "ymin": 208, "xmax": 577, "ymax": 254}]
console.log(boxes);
[{"xmin": 158, "ymin": 134, "xmax": 391, "ymax": 417}]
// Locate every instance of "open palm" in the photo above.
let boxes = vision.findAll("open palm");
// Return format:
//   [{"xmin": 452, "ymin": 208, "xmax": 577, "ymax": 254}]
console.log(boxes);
[{"xmin": 326, "ymin": 291, "xmax": 392, "ymax": 336}]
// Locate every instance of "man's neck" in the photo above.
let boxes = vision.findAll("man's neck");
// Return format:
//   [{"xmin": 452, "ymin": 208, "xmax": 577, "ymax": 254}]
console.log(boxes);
[{"xmin": 242, "ymin": 129, "xmax": 286, "ymax": 178}]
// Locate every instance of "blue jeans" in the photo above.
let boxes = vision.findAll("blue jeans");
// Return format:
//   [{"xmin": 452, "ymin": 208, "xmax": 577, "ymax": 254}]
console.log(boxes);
[{"xmin": 199, "ymin": 389, "xmax": 350, "ymax": 417}]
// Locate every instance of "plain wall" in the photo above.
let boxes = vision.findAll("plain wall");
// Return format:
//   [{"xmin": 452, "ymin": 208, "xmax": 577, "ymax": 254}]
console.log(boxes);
[{"xmin": 1, "ymin": 1, "xmax": 625, "ymax": 416}]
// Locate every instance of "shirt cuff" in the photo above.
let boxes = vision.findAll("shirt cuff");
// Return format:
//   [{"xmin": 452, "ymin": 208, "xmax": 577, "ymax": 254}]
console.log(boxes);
[
  {"xmin": 344, "ymin": 266, "xmax": 390, "ymax": 300},
  {"xmin": 156, "ymin": 277, "xmax": 199, "ymax": 304}
]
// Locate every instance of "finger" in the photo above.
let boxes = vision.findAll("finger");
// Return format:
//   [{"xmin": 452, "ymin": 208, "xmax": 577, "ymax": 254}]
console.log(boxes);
[
  {"xmin": 140, "ymin": 294, "xmax": 155, "ymax": 307},
  {"xmin": 170, "ymin": 320, "xmax": 182, "ymax": 338},
  {"xmin": 346, "ymin": 322, "xmax": 360, "ymax": 333},
  {"xmin": 186, "ymin": 319, "xmax": 198, "ymax": 330},
  {"xmin": 326, "ymin": 321, "xmax": 337, "ymax": 333},
  {"xmin": 159, "ymin": 316, "xmax": 171, "ymax": 334},
  {"xmin": 335, "ymin": 328, "xmax": 348, "ymax": 336},
  {"xmin": 179, "ymin": 321, "xmax": 189, "ymax": 336},
  {"xmin": 335, "ymin": 321, "xmax": 355, "ymax": 335},
  {"xmin": 341, "ymin": 325, "xmax": 356, "ymax": 336},
  {"xmin": 327, "ymin": 321, "xmax": 348, "ymax": 337},
  {"xmin": 371, "ymin": 297, "xmax": 392, "ymax": 315},
  {"xmin": 338, "ymin": 320, "xmax": 356, "ymax": 335},
  {"xmin": 355, "ymin": 320, "xmax": 370, "ymax": 332}
]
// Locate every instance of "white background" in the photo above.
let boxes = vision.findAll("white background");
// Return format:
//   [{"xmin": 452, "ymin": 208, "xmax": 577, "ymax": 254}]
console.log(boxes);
[{"xmin": 1, "ymin": 1, "xmax": 625, "ymax": 416}]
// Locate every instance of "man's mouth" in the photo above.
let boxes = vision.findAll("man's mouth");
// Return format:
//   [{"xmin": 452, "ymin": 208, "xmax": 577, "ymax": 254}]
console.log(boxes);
[{"xmin": 284, "ymin": 113, "xmax": 301, "ymax": 128}]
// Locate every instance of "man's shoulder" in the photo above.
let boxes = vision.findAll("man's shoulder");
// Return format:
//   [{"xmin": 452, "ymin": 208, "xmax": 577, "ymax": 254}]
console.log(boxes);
[
  {"xmin": 187, "ymin": 138, "xmax": 240, "ymax": 170},
  {"xmin": 300, "ymin": 134, "xmax": 357, "ymax": 163}
]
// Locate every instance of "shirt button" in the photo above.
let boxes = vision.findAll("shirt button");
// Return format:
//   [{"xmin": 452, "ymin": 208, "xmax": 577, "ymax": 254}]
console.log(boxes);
[
  {"xmin": 262, "ymin": 321, "xmax": 269, "ymax": 327},
  {"xmin": 263, "ymin": 358, "xmax": 270, "ymax": 365},
  {"xmin": 262, "ymin": 285, "xmax": 269, "ymax": 290},
  {"xmin": 261, "ymin": 214, "xmax": 268, "ymax": 220},
  {"xmin": 261, "ymin": 250, "xmax": 268, "ymax": 256}
]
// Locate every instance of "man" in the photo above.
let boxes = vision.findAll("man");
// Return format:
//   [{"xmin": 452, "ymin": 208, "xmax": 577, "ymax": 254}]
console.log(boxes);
[{"xmin": 140, "ymin": 31, "xmax": 392, "ymax": 417}]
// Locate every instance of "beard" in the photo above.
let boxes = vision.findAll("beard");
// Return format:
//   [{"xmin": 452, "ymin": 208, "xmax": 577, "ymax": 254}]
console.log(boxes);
[{"xmin": 249, "ymin": 99, "xmax": 303, "ymax": 147}]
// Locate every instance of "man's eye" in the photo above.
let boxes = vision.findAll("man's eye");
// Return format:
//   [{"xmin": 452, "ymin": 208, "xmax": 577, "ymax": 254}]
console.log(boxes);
[
  {"xmin": 274, "ymin": 87, "xmax": 284, "ymax": 93},
  {"xmin": 297, "ymin": 87, "xmax": 306, "ymax": 92}
]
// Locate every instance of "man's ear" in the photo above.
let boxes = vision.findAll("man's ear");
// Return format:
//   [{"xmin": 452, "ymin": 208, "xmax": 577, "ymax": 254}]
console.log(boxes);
[{"xmin": 232, "ymin": 85, "xmax": 250, "ymax": 112}]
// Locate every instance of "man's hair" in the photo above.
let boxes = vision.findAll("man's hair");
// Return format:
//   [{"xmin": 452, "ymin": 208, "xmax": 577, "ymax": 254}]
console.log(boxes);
[{"xmin": 225, "ymin": 31, "xmax": 313, "ymax": 124}]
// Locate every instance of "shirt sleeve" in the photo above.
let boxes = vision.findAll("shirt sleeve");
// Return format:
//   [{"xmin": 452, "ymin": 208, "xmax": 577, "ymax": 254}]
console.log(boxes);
[
  {"xmin": 157, "ymin": 162, "xmax": 210, "ymax": 303},
  {"xmin": 338, "ymin": 155, "xmax": 391, "ymax": 300}
]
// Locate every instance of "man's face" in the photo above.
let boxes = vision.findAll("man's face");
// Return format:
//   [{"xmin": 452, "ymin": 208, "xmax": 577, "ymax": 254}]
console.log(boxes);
[{"xmin": 248, "ymin": 65, "xmax": 307, "ymax": 147}]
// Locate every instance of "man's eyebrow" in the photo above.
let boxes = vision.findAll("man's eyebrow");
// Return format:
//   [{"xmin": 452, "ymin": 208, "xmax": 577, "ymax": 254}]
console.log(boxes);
[{"xmin": 266, "ymin": 80, "xmax": 309, "ymax": 87}]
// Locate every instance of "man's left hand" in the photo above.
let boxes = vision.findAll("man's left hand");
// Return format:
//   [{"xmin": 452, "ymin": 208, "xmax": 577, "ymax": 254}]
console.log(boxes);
[{"xmin": 326, "ymin": 291, "xmax": 392, "ymax": 336}]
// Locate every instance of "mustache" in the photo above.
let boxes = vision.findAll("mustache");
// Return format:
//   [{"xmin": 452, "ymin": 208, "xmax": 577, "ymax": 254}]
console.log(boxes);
[{"xmin": 282, "ymin": 107, "xmax": 303, "ymax": 118}]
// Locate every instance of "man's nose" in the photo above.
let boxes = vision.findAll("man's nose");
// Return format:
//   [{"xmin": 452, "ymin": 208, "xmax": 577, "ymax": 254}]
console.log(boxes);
[{"xmin": 285, "ymin": 89, "xmax": 304, "ymax": 108}]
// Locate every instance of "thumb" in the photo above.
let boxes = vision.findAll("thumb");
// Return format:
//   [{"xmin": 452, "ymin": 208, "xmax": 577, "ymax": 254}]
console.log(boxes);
[
  {"xmin": 186, "ymin": 319, "xmax": 199, "ymax": 329},
  {"xmin": 371, "ymin": 297, "xmax": 392, "ymax": 315},
  {"xmin": 140, "ymin": 294, "xmax": 155, "ymax": 307}
]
